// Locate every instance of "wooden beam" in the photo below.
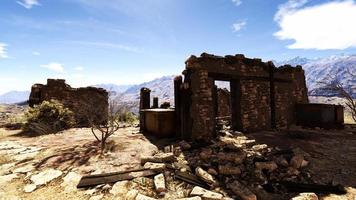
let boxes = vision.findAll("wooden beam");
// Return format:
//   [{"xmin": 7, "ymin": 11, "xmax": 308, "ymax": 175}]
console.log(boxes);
[{"xmin": 77, "ymin": 168, "xmax": 158, "ymax": 188}]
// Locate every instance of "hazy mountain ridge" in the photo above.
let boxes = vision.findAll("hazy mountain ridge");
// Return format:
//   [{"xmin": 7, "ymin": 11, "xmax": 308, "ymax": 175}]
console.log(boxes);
[
  {"xmin": 1, "ymin": 55, "xmax": 355, "ymax": 104},
  {"xmin": 275, "ymin": 55, "xmax": 356, "ymax": 98}
]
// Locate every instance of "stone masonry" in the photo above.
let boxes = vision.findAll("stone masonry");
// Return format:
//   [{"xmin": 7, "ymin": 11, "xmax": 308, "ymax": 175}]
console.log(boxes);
[
  {"xmin": 174, "ymin": 53, "xmax": 308, "ymax": 141},
  {"xmin": 29, "ymin": 79, "xmax": 108, "ymax": 126}
]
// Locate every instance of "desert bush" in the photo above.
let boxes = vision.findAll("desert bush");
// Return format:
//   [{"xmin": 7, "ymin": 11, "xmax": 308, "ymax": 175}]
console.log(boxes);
[{"xmin": 23, "ymin": 100, "xmax": 76, "ymax": 135}]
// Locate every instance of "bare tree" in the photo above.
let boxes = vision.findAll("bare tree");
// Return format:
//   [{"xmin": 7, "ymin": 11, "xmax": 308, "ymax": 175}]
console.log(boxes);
[
  {"xmin": 90, "ymin": 98, "xmax": 121, "ymax": 152},
  {"xmin": 318, "ymin": 70, "xmax": 356, "ymax": 122}
]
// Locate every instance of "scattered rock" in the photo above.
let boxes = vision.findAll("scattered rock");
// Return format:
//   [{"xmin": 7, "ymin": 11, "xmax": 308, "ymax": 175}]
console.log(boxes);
[
  {"xmin": 255, "ymin": 161, "xmax": 278, "ymax": 172},
  {"xmin": 135, "ymin": 193, "xmax": 157, "ymax": 200},
  {"xmin": 89, "ymin": 194, "xmax": 104, "ymax": 200},
  {"xmin": 126, "ymin": 189, "xmax": 139, "ymax": 200},
  {"xmin": 0, "ymin": 173, "xmax": 19, "ymax": 184},
  {"xmin": 207, "ymin": 168, "xmax": 218, "ymax": 176},
  {"xmin": 290, "ymin": 154, "xmax": 304, "ymax": 169},
  {"xmin": 179, "ymin": 140, "xmax": 192, "ymax": 150},
  {"xmin": 110, "ymin": 180, "xmax": 129, "ymax": 195},
  {"xmin": 61, "ymin": 171, "xmax": 82, "ymax": 193},
  {"xmin": 195, "ymin": 167, "xmax": 218, "ymax": 186},
  {"xmin": 227, "ymin": 181, "xmax": 257, "ymax": 200},
  {"xmin": 24, "ymin": 184, "xmax": 37, "ymax": 193},
  {"xmin": 190, "ymin": 186, "xmax": 223, "ymax": 200},
  {"xmin": 291, "ymin": 192, "xmax": 318, "ymax": 200},
  {"xmin": 13, "ymin": 164, "xmax": 35, "ymax": 174},
  {"xmin": 154, "ymin": 173, "xmax": 166, "ymax": 193},
  {"xmin": 217, "ymin": 152, "xmax": 246, "ymax": 164},
  {"xmin": 30, "ymin": 168, "xmax": 63, "ymax": 186},
  {"xmin": 143, "ymin": 162, "xmax": 166, "ymax": 171},
  {"xmin": 176, "ymin": 197, "xmax": 202, "ymax": 200},
  {"xmin": 141, "ymin": 152, "xmax": 175, "ymax": 164},
  {"xmin": 218, "ymin": 165, "xmax": 241, "ymax": 175}
]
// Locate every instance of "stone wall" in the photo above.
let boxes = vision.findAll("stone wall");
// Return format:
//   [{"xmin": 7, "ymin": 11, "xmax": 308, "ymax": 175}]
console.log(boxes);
[
  {"xmin": 175, "ymin": 53, "xmax": 308, "ymax": 141},
  {"xmin": 29, "ymin": 79, "xmax": 108, "ymax": 126}
]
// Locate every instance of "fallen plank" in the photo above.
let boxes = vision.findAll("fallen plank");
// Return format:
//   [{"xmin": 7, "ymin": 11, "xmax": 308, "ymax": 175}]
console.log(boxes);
[
  {"xmin": 175, "ymin": 171, "xmax": 209, "ymax": 189},
  {"xmin": 77, "ymin": 169, "xmax": 158, "ymax": 188},
  {"xmin": 279, "ymin": 181, "xmax": 346, "ymax": 194}
]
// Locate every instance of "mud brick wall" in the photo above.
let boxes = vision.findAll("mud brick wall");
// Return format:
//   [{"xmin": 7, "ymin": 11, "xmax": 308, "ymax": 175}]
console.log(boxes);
[
  {"xmin": 177, "ymin": 53, "xmax": 309, "ymax": 141},
  {"xmin": 240, "ymin": 80, "xmax": 271, "ymax": 131},
  {"xmin": 189, "ymin": 70, "xmax": 216, "ymax": 140},
  {"xmin": 274, "ymin": 66, "xmax": 308, "ymax": 128},
  {"xmin": 216, "ymin": 88, "xmax": 231, "ymax": 118},
  {"xmin": 29, "ymin": 79, "xmax": 108, "ymax": 126}
]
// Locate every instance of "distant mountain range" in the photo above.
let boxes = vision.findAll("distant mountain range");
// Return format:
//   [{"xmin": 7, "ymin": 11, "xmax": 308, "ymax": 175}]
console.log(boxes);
[{"xmin": 1, "ymin": 55, "xmax": 355, "ymax": 104}]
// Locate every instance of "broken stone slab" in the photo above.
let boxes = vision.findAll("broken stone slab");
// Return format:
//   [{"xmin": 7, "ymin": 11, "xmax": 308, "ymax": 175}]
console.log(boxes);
[
  {"xmin": 30, "ymin": 168, "xmax": 63, "ymax": 186},
  {"xmin": 135, "ymin": 193, "xmax": 157, "ymax": 200},
  {"xmin": 0, "ymin": 173, "xmax": 19, "ymax": 184},
  {"xmin": 141, "ymin": 152, "xmax": 175, "ymax": 164},
  {"xmin": 218, "ymin": 165, "xmax": 241, "ymax": 175},
  {"xmin": 154, "ymin": 173, "xmax": 166, "ymax": 193},
  {"xmin": 13, "ymin": 164, "xmax": 35, "ymax": 174},
  {"xmin": 251, "ymin": 144, "xmax": 268, "ymax": 152},
  {"xmin": 190, "ymin": 186, "xmax": 223, "ymax": 200},
  {"xmin": 255, "ymin": 161, "xmax": 278, "ymax": 172},
  {"xmin": 61, "ymin": 171, "xmax": 82, "ymax": 193},
  {"xmin": 176, "ymin": 197, "xmax": 202, "ymax": 200},
  {"xmin": 227, "ymin": 181, "xmax": 257, "ymax": 200},
  {"xmin": 24, "ymin": 184, "xmax": 37, "ymax": 193},
  {"xmin": 110, "ymin": 180, "xmax": 129, "ymax": 195},
  {"xmin": 143, "ymin": 162, "xmax": 166, "ymax": 171},
  {"xmin": 291, "ymin": 192, "xmax": 318, "ymax": 200},
  {"xmin": 126, "ymin": 189, "xmax": 139, "ymax": 200},
  {"xmin": 195, "ymin": 167, "xmax": 218, "ymax": 186}
]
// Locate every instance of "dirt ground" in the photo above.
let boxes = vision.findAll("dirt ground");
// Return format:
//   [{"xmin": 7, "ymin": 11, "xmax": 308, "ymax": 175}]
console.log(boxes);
[{"xmin": 0, "ymin": 125, "xmax": 356, "ymax": 200}]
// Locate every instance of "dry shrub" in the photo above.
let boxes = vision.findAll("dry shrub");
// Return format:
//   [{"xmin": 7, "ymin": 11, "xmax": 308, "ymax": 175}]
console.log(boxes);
[{"xmin": 23, "ymin": 100, "xmax": 76, "ymax": 135}]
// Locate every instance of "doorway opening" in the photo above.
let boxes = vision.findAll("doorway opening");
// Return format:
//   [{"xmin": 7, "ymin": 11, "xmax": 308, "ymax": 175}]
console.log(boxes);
[{"xmin": 214, "ymin": 80, "xmax": 232, "ymax": 132}]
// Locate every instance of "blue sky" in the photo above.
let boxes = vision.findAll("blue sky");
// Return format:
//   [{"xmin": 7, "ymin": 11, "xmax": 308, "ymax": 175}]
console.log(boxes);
[{"xmin": 0, "ymin": 0, "xmax": 356, "ymax": 94}]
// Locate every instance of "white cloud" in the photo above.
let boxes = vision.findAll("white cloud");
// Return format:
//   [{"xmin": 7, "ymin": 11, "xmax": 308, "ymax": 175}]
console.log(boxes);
[
  {"xmin": 274, "ymin": 0, "xmax": 356, "ymax": 50},
  {"xmin": 32, "ymin": 51, "xmax": 40, "ymax": 56},
  {"xmin": 0, "ymin": 43, "xmax": 9, "ymax": 59},
  {"xmin": 232, "ymin": 21, "xmax": 246, "ymax": 32},
  {"xmin": 74, "ymin": 66, "xmax": 84, "ymax": 71},
  {"xmin": 17, "ymin": 0, "xmax": 40, "ymax": 9},
  {"xmin": 41, "ymin": 62, "xmax": 65, "ymax": 73},
  {"xmin": 67, "ymin": 41, "xmax": 142, "ymax": 53},
  {"xmin": 232, "ymin": 0, "xmax": 242, "ymax": 6}
]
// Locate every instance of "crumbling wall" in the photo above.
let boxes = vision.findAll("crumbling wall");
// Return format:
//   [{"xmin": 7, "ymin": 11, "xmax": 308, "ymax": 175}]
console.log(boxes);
[
  {"xmin": 175, "ymin": 53, "xmax": 309, "ymax": 141},
  {"xmin": 29, "ymin": 79, "xmax": 108, "ymax": 126}
]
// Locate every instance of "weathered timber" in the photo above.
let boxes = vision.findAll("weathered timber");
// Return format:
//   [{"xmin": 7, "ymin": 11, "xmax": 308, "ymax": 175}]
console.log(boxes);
[
  {"xmin": 77, "ymin": 169, "xmax": 158, "ymax": 188},
  {"xmin": 174, "ymin": 171, "xmax": 209, "ymax": 188}
]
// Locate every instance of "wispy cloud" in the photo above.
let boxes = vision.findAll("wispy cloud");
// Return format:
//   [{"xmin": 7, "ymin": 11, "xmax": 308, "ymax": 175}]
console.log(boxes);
[
  {"xmin": 74, "ymin": 66, "xmax": 84, "ymax": 71},
  {"xmin": 32, "ymin": 51, "xmax": 40, "ymax": 56},
  {"xmin": 232, "ymin": 0, "xmax": 242, "ymax": 6},
  {"xmin": 17, "ymin": 0, "xmax": 40, "ymax": 9},
  {"xmin": 41, "ymin": 62, "xmax": 65, "ymax": 73},
  {"xmin": 232, "ymin": 20, "xmax": 246, "ymax": 32},
  {"xmin": 274, "ymin": 0, "xmax": 356, "ymax": 50},
  {"xmin": 0, "ymin": 43, "xmax": 9, "ymax": 59},
  {"xmin": 67, "ymin": 41, "xmax": 143, "ymax": 53}
]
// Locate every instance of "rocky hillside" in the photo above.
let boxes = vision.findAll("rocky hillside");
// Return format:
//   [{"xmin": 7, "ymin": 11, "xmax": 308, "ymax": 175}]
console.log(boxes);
[{"xmin": 275, "ymin": 55, "xmax": 356, "ymax": 98}]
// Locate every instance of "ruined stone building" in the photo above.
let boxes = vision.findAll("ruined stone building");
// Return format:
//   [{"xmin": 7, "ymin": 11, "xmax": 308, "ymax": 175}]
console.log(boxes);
[
  {"xmin": 29, "ymin": 79, "xmax": 108, "ymax": 126},
  {"xmin": 174, "ymin": 53, "xmax": 309, "ymax": 141}
]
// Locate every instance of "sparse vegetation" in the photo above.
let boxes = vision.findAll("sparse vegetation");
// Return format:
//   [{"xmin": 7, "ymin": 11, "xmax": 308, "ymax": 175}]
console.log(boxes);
[
  {"xmin": 23, "ymin": 100, "xmax": 76, "ymax": 135},
  {"xmin": 319, "ymin": 71, "xmax": 356, "ymax": 123}
]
